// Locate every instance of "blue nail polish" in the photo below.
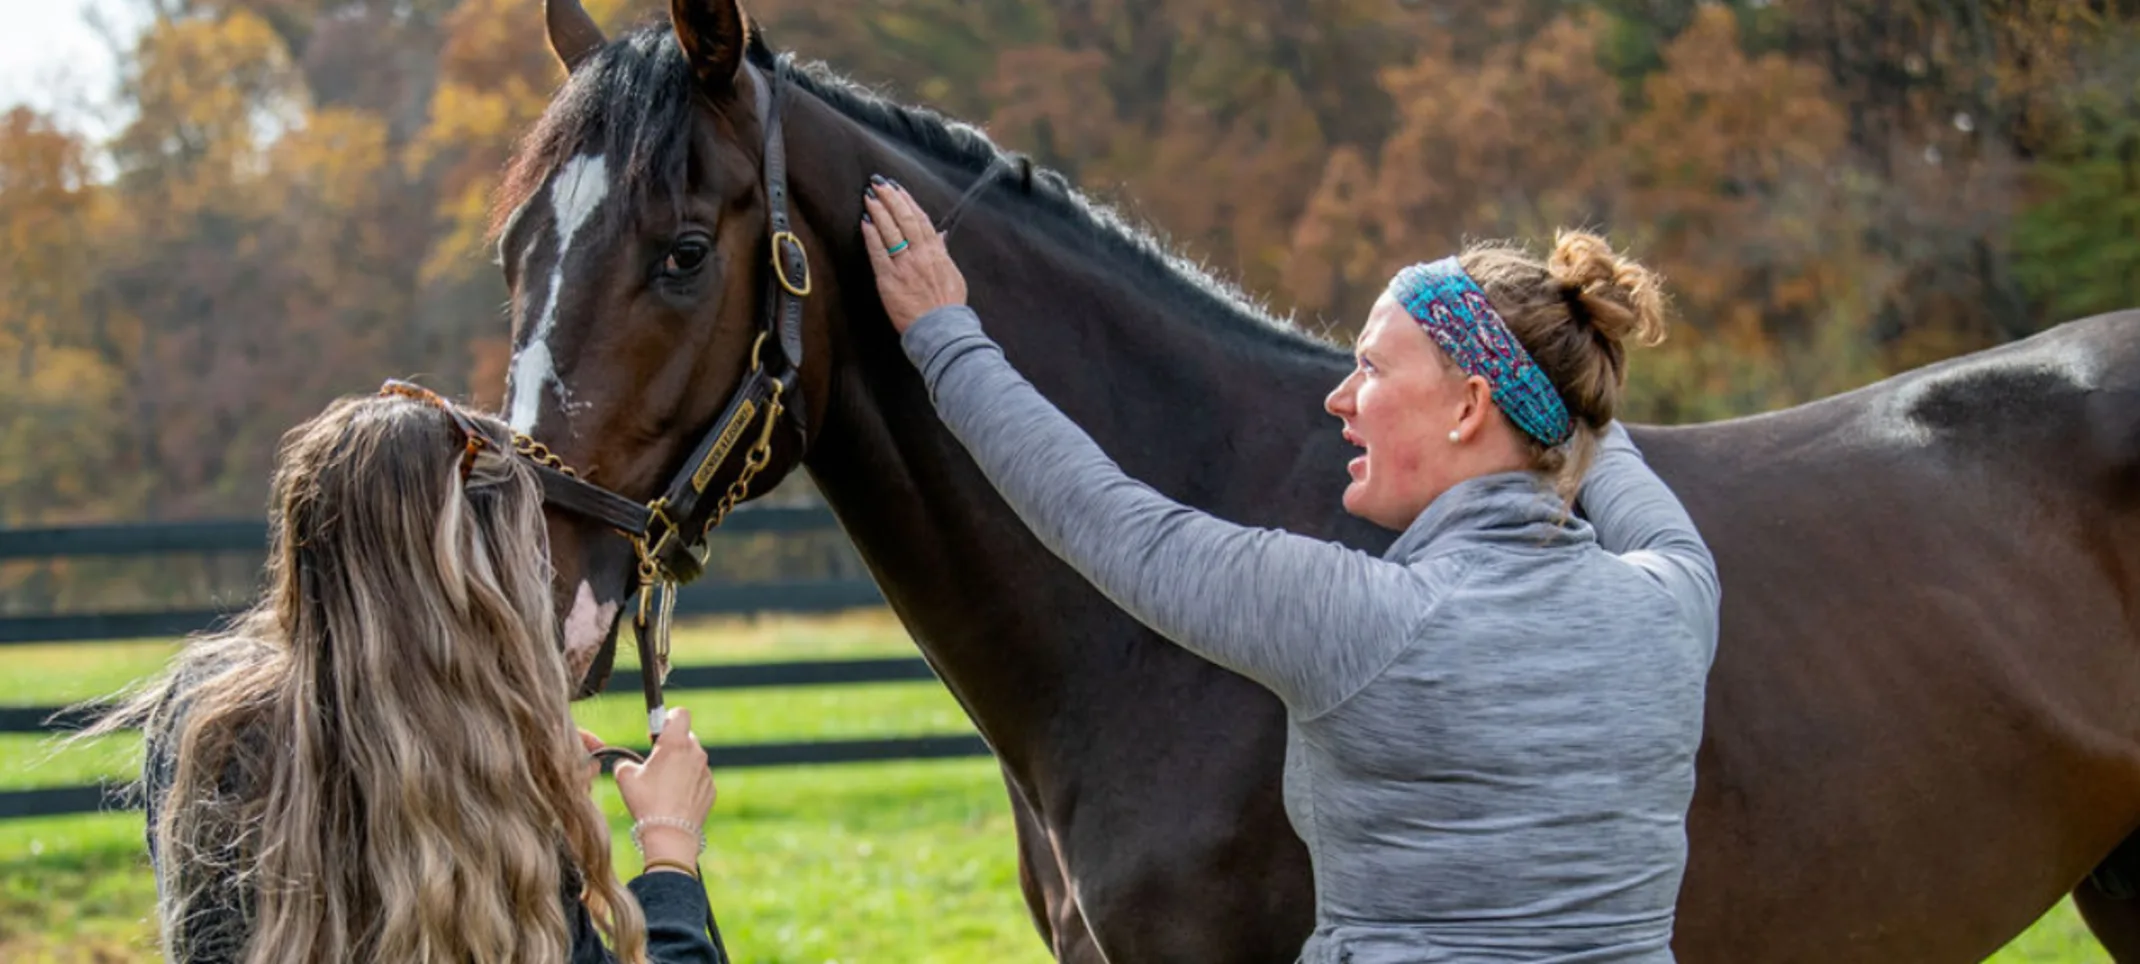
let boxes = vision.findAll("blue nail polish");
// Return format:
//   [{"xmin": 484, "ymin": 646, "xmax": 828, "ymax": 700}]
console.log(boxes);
[
  {"xmin": 870, "ymin": 173, "xmax": 889, "ymax": 186},
  {"xmin": 862, "ymin": 212, "xmax": 873, "ymax": 224}
]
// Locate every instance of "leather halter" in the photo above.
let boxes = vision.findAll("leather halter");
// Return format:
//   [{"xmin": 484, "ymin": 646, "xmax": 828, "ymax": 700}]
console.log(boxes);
[{"xmin": 511, "ymin": 55, "xmax": 812, "ymax": 742}]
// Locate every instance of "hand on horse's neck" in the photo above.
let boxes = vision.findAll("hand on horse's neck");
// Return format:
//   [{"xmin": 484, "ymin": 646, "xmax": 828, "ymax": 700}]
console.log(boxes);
[
  {"xmin": 775, "ymin": 91, "xmax": 1386, "ymax": 747},
  {"xmin": 782, "ymin": 94, "xmax": 1350, "ymax": 506}
]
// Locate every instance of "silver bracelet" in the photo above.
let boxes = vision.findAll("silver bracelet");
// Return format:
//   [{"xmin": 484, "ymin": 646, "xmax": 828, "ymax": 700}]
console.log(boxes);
[{"xmin": 629, "ymin": 816, "xmax": 706, "ymax": 856}]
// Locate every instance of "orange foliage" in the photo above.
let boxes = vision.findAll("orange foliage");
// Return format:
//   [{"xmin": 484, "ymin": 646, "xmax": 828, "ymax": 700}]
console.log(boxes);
[{"xmin": 1, "ymin": 0, "xmax": 2135, "ymax": 521}]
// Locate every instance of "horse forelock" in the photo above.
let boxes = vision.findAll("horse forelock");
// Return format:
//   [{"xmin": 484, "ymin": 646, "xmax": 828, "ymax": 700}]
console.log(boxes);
[{"xmin": 492, "ymin": 28, "xmax": 701, "ymax": 251}]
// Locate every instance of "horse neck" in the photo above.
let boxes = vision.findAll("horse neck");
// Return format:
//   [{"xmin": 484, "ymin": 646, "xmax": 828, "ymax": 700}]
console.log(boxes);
[{"xmin": 781, "ymin": 94, "xmax": 1375, "ymax": 751}]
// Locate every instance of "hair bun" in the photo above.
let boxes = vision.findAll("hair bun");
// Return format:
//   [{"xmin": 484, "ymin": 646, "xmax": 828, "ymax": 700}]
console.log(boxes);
[{"xmin": 1546, "ymin": 230, "xmax": 1668, "ymax": 348}]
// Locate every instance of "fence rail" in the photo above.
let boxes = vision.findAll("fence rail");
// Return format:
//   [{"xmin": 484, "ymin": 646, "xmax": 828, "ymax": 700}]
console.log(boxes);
[
  {"xmin": 0, "ymin": 508, "xmax": 991, "ymax": 822},
  {"xmin": 1, "ymin": 577, "xmax": 887, "ymax": 645},
  {"xmin": 0, "ymin": 506, "xmax": 886, "ymax": 645},
  {"xmin": 0, "ymin": 656, "xmax": 943, "ymax": 736},
  {"xmin": 0, "ymin": 505, "xmax": 839, "ymax": 560},
  {"xmin": 0, "ymin": 735, "xmax": 993, "ymax": 820}
]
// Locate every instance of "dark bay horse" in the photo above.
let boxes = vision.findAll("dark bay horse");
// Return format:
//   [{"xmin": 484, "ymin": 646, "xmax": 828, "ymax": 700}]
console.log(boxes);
[{"xmin": 495, "ymin": 1, "xmax": 2140, "ymax": 960}]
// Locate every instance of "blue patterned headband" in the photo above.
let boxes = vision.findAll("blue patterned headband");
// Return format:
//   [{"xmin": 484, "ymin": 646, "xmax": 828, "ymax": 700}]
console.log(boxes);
[{"xmin": 1387, "ymin": 258, "xmax": 1574, "ymax": 448}]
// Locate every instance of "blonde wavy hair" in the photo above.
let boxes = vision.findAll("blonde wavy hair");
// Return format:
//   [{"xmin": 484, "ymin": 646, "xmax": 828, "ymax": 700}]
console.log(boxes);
[{"xmin": 90, "ymin": 391, "xmax": 648, "ymax": 963}]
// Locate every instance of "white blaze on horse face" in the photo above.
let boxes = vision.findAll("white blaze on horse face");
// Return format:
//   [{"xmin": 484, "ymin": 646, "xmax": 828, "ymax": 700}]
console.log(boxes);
[
  {"xmin": 562, "ymin": 579, "xmax": 617, "ymax": 683},
  {"xmin": 507, "ymin": 153, "xmax": 612, "ymax": 435}
]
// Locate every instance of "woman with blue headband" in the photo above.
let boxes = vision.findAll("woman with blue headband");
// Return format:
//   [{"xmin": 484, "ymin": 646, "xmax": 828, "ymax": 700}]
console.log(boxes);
[{"xmin": 861, "ymin": 181, "xmax": 1718, "ymax": 964}]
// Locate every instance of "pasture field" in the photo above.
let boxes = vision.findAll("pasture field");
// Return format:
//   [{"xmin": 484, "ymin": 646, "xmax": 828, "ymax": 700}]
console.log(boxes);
[{"xmin": 0, "ymin": 611, "xmax": 2110, "ymax": 962}]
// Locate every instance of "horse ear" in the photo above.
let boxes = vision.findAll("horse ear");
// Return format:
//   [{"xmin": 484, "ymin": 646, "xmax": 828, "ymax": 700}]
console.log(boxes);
[
  {"xmin": 671, "ymin": 0, "xmax": 750, "ymax": 87},
  {"xmin": 546, "ymin": 0, "xmax": 606, "ymax": 72}
]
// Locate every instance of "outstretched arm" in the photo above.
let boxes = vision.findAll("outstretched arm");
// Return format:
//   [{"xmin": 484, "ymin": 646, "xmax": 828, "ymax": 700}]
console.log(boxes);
[{"xmin": 863, "ymin": 181, "xmax": 1443, "ymax": 715}]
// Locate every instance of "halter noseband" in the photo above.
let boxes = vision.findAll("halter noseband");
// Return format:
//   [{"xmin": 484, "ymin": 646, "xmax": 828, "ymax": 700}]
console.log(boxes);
[{"xmin": 511, "ymin": 55, "xmax": 814, "ymax": 741}]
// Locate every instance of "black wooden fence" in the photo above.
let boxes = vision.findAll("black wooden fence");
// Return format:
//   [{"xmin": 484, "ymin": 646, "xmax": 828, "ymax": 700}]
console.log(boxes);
[{"xmin": 0, "ymin": 507, "xmax": 992, "ymax": 821}]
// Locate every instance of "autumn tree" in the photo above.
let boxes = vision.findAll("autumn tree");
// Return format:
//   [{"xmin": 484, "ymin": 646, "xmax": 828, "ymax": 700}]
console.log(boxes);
[
  {"xmin": 94, "ymin": 7, "xmax": 407, "ymax": 517},
  {"xmin": 0, "ymin": 109, "xmax": 130, "ymax": 525},
  {"xmin": 2010, "ymin": 18, "xmax": 2140, "ymax": 322},
  {"xmin": 3, "ymin": 0, "xmax": 2138, "ymax": 525}
]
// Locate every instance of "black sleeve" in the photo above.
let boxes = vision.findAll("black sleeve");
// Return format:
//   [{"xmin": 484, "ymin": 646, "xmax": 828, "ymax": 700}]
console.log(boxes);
[
  {"xmin": 569, "ymin": 872, "xmax": 729, "ymax": 964},
  {"xmin": 142, "ymin": 699, "xmax": 253, "ymax": 964}
]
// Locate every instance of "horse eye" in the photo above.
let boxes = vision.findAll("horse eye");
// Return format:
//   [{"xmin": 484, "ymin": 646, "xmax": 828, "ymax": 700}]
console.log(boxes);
[{"xmin": 664, "ymin": 237, "xmax": 710, "ymax": 275}]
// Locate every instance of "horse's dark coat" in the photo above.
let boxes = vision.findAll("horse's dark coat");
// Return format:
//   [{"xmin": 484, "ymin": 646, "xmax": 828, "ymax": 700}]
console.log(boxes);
[{"xmin": 505, "ymin": 7, "xmax": 2140, "ymax": 961}]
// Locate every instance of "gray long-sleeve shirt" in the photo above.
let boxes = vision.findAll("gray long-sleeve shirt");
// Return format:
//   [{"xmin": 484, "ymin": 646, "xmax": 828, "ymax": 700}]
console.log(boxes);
[{"xmin": 903, "ymin": 306, "xmax": 1721, "ymax": 963}]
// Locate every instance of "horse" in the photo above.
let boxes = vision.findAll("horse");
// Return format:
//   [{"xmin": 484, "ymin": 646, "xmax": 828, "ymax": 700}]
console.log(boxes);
[{"xmin": 492, "ymin": 1, "xmax": 2140, "ymax": 960}]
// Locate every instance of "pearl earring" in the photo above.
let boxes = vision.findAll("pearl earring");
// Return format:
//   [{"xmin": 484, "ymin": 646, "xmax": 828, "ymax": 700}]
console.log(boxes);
[{"xmin": 1448, "ymin": 429, "xmax": 1461, "ymax": 444}]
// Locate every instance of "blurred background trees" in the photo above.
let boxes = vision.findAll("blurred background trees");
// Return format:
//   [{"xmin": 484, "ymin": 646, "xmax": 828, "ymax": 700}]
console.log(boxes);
[{"xmin": 4, "ymin": 0, "xmax": 2138, "ymax": 525}]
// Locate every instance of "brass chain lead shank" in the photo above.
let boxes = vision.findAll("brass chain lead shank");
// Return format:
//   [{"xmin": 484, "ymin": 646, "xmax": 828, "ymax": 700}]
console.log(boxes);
[
  {"xmin": 704, "ymin": 381, "xmax": 786, "ymax": 538},
  {"xmin": 628, "ymin": 382, "xmax": 785, "ymax": 690},
  {"xmin": 512, "ymin": 435, "xmax": 576, "ymax": 476}
]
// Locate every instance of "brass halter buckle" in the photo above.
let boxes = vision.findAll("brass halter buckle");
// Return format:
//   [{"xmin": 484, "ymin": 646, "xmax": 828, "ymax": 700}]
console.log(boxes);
[
  {"xmin": 641, "ymin": 499, "xmax": 682, "ymax": 569},
  {"xmin": 772, "ymin": 231, "xmax": 812, "ymax": 297}
]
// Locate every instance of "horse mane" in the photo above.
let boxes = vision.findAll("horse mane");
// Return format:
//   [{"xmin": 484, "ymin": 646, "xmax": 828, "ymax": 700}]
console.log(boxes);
[
  {"xmin": 757, "ymin": 43, "xmax": 1333, "ymax": 347},
  {"xmin": 493, "ymin": 25, "xmax": 1334, "ymax": 351}
]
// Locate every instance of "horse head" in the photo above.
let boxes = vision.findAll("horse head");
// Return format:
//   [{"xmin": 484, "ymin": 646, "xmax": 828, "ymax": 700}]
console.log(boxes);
[{"xmin": 497, "ymin": 0, "xmax": 841, "ymax": 696}]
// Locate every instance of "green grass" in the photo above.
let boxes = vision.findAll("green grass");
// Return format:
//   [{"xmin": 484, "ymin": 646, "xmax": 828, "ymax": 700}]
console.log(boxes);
[
  {"xmin": 0, "ymin": 760, "xmax": 1046, "ymax": 964},
  {"xmin": 0, "ymin": 611, "xmax": 2114, "ymax": 962}
]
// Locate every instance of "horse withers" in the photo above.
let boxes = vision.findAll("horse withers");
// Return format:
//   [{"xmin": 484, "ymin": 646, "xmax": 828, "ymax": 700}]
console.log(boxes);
[{"xmin": 494, "ymin": 0, "xmax": 2140, "ymax": 959}]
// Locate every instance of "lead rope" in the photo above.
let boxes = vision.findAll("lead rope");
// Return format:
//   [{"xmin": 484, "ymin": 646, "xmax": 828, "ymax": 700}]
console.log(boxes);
[
  {"xmin": 627, "ymin": 539, "xmax": 721, "ymax": 959},
  {"xmin": 631, "ymin": 549, "xmax": 678, "ymax": 737},
  {"xmin": 932, "ymin": 154, "xmax": 1018, "ymax": 239}
]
